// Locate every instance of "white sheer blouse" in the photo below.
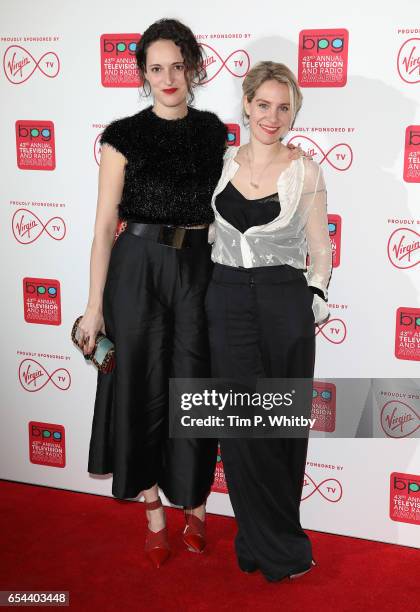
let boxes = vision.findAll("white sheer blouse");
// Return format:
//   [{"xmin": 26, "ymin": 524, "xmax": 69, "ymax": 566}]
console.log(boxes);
[{"xmin": 208, "ymin": 146, "xmax": 333, "ymax": 323}]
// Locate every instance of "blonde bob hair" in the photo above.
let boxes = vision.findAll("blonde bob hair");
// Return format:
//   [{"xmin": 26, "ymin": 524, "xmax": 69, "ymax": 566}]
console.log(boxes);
[{"xmin": 242, "ymin": 61, "xmax": 303, "ymax": 129}]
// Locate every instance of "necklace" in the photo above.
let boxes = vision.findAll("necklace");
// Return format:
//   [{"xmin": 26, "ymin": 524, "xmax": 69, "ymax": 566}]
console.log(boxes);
[{"xmin": 246, "ymin": 145, "xmax": 279, "ymax": 189}]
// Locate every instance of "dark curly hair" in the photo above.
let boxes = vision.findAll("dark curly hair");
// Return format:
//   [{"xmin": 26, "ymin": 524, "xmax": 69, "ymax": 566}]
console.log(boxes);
[{"xmin": 135, "ymin": 19, "xmax": 206, "ymax": 103}]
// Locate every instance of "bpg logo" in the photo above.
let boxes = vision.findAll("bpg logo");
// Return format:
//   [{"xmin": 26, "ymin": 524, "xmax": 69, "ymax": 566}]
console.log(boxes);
[
  {"xmin": 389, "ymin": 472, "xmax": 420, "ymax": 525},
  {"xmin": 29, "ymin": 421, "xmax": 66, "ymax": 467},
  {"xmin": 17, "ymin": 123, "xmax": 52, "ymax": 141},
  {"xmin": 301, "ymin": 33, "xmax": 345, "ymax": 53},
  {"xmin": 407, "ymin": 126, "xmax": 420, "ymax": 145},
  {"xmin": 298, "ymin": 28, "xmax": 349, "ymax": 87},
  {"xmin": 102, "ymin": 36, "xmax": 138, "ymax": 55},
  {"xmin": 395, "ymin": 307, "xmax": 420, "ymax": 361},
  {"xmin": 311, "ymin": 382, "xmax": 336, "ymax": 432},
  {"xmin": 23, "ymin": 277, "xmax": 61, "ymax": 325},
  {"xmin": 15, "ymin": 120, "xmax": 55, "ymax": 171},
  {"xmin": 211, "ymin": 445, "xmax": 228, "ymax": 494},
  {"xmin": 397, "ymin": 309, "xmax": 420, "ymax": 330},
  {"xmin": 397, "ymin": 38, "xmax": 420, "ymax": 84},
  {"xmin": 328, "ymin": 214, "xmax": 342, "ymax": 268},
  {"xmin": 391, "ymin": 473, "xmax": 420, "ymax": 495},
  {"xmin": 31, "ymin": 424, "xmax": 62, "ymax": 440},
  {"xmin": 306, "ymin": 213, "xmax": 341, "ymax": 270},
  {"xmin": 225, "ymin": 124, "xmax": 240, "ymax": 147},
  {"xmin": 403, "ymin": 125, "xmax": 420, "ymax": 183},
  {"xmin": 24, "ymin": 279, "xmax": 59, "ymax": 297},
  {"xmin": 100, "ymin": 33, "xmax": 141, "ymax": 87}
]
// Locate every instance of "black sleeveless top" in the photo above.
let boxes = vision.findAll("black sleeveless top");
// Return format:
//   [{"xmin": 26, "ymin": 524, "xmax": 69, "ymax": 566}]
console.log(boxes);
[
  {"xmin": 215, "ymin": 181, "xmax": 281, "ymax": 233},
  {"xmin": 99, "ymin": 105, "xmax": 227, "ymax": 225}
]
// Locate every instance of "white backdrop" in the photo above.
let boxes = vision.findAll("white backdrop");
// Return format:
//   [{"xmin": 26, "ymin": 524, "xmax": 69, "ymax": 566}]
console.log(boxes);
[{"xmin": 1, "ymin": 0, "xmax": 419, "ymax": 548}]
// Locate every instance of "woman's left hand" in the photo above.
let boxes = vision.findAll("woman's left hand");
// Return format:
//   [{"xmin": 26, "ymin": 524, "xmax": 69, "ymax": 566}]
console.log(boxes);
[{"xmin": 286, "ymin": 142, "xmax": 313, "ymax": 160}]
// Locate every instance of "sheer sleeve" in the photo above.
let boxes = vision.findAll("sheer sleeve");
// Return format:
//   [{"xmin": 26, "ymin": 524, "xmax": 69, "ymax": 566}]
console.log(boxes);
[{"xmin": 304, "ymin": 163, "xmax": 332, "ymax": 299}]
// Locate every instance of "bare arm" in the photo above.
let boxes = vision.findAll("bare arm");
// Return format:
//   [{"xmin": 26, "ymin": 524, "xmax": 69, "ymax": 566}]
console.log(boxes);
[{"xmin": 78, "ymin": 144, "xmax": 126, "ymax": 354}]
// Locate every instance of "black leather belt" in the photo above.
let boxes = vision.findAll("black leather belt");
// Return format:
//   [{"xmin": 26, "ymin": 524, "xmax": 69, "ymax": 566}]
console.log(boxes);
[{"xmin": 125, "ymin": 221, "xmax": 209, "ymax": 249}]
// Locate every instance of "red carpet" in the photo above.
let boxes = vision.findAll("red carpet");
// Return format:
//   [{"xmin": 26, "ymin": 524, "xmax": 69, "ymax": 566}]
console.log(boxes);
[{"xmin": 1, "ymin": 480, "xmax": 419, "ymax": 611}]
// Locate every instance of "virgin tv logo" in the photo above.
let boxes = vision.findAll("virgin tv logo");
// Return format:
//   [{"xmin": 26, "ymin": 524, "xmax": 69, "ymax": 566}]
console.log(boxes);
[
  {"xmin": 387, "ymin": 228, "xmax": 420, "ymax": 269},
  {"xmin": 3, "ymin": 45, "xmax": 60, "ymax": 84},
  {"xmin": 12, "ymin": 209, "xmax": 66, "ymax": 244},
  {"xmin": 288, "ymin": 135, "xmax": 353, "ymax": 171},
  {"xmin": 19, "ymin": 358, "xmax": 71, "ymax": 392},
  {"xmin": 199, "ymin": 44, "xmax": 250, "ymax": 83},
  {"xmin": 316, "ymin": 318, "xmax": 347, "ymax": 344},
  {"xmin": 397, "ymin": 39, "xmax": 420, "ymax": 84},
  {"xmin": 380, "ymin": 400, "xmax": 420, "ymax": 438},
  {"xmin": 302, "ymin": 470, "xmax": 343, "ymax": 502}
]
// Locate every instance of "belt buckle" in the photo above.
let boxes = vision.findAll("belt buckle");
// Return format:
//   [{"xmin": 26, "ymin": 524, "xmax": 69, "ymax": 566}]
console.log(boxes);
[{"xmin": 158, "ymin": 225, "xmax": 188, "ymax": 249}]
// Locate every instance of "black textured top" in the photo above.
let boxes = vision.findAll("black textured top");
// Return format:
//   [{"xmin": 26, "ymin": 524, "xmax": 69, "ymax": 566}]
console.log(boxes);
[
  {"xmin": 99, "ymin": 105, "xmax": 227, "ymax": 225},
  {"xmin": 215, "ymin": 181, "xmax": 281, "ymax": 233}
]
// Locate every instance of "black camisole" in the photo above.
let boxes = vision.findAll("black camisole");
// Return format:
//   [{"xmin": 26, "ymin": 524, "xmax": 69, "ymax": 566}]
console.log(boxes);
[{"xmin": 215, "ymin": 181, "xmax": 280, "ymax": 233}]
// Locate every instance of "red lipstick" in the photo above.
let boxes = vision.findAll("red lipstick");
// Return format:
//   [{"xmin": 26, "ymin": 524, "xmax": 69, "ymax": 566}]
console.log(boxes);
[{"xmin": 163, "ymin": 88, "xmax": 178, "ymax": 94}]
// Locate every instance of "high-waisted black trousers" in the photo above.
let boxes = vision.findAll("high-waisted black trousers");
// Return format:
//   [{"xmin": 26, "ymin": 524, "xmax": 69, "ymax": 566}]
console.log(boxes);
[
  {"xmin": 205, "ymin": 262, "xmax": 315, "ymax": 581},
  {"xmin": 88, "ymin": 228, "xmax": 217, "ymax": 505}
]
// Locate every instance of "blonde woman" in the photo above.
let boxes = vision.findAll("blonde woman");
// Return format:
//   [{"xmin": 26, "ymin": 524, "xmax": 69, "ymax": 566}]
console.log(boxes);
[{"xmin": 206, "ymin": 62, "xmax": 332, "ymax": 581}]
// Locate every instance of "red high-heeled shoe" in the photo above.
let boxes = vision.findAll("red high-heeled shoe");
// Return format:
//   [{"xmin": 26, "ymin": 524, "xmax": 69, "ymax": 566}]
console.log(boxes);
[
  {"xmin": 144, "ymin": 497, "xmax": 170, "ymax": 568},
  {"xmin": 183, "ymin": 509, "xmax": 206, "ymax": 553}
]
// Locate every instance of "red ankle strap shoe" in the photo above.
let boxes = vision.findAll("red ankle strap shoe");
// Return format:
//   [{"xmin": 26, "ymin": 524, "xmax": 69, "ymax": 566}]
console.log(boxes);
[
  {"xmin": 183, "ymin": 510, "xmax": 206, "ymax": 554},
  {"xmin": 144, "ymin": 496, "xmax": 170, "ymax": 568}
]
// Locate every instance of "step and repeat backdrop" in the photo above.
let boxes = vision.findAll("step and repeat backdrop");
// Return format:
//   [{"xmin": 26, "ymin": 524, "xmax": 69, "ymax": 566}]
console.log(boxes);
[{"xmin": 1, "ymin": 0, "xmax": 419, "ymax": 547}]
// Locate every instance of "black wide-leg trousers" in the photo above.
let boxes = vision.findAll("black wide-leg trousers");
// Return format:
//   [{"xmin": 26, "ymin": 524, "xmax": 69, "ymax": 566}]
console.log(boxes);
[
  {"xmin": 205, "ymin": 262, "xmax": 315, "ymax": 581},
  {"xmin": 88, "ymin": 228, "xmax": 217, "ymax": 506}
]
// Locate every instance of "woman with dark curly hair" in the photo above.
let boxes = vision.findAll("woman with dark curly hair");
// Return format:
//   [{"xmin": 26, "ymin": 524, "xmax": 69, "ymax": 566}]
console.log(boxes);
[{"xmin": 77, "ymin": 18, "xmax": 226, "ymax": 568}]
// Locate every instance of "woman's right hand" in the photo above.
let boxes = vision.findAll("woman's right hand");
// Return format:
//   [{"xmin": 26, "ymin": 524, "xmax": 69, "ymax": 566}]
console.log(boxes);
[{"xmin": 77, "ymin": 307, "xmax": 106, "ymax": 356}]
